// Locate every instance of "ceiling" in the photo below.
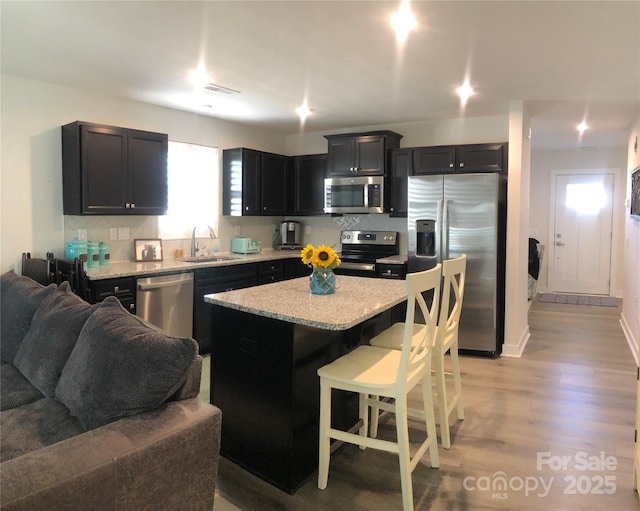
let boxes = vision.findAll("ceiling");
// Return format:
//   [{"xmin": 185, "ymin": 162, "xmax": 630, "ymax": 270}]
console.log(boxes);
[{"xmin": 2, "ymin": 0, "xmax": 639, "ymax": 150}]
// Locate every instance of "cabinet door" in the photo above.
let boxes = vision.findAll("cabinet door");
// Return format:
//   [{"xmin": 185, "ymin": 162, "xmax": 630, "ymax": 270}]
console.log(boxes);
[
  {"xmin": 128, "ymin": 130, "xmax": 168, "ymax": 214},
  {"xmin": 261, "ymin": 153, "xmax": 288, "ymax": 215},
  {"xmin": 389, "ymin": 148, "xmax": 411, "ymax": 217},
  {"xmin": 241, "ymin": 149, "xmax": 262, "ymax": 216},
  {"xmin": 354, "ymin": 135, "xmax": 386, "ymax": 175},
  {"xmin": 80, "ymin": 125, "xmax": 128, "ymax": 213},
  {"xmin": 412, "ymin": 146, "xmax": 455, "ymax": 175},
  {"xmin": 456, "ymin": 143, "xmax": 505, "ymax": 173},
  {"xmin": 294, "ymin": 154, "xmax": 326, "ymax": 216},
  {"xmin": 326, "ymin": 137, "xmax": 355, "ymax": 176}
]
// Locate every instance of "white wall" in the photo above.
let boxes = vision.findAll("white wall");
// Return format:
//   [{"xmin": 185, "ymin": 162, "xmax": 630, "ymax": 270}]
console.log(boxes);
[
  {"xmin": 621, "ymin": 114, "xmax": 640, "ymax": 361},
  {"xmin": 0, "ymin": 74, "xmax": 287, "ymax": 271},
  {"xmin": 529, "ymin": 146, "xmax": 628, "ymax": 296}
]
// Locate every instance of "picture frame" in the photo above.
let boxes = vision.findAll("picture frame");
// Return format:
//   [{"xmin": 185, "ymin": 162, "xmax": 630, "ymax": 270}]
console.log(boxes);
[
  {"xmin": 631, "ymin": 166, "xmax": 640, "ymax": 219},
  {"xmin": 134, "ymin": 238, "xmax": 163, "ymax": 262}
]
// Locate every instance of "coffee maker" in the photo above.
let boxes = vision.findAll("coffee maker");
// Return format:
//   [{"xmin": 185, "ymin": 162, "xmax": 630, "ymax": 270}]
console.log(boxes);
[{"xmin": 276, "ymin": 221, "xmax": 303, "ymax": 250}]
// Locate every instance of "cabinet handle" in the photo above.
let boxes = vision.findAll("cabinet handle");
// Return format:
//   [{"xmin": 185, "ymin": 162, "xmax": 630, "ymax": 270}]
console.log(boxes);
[
  {"xmin": 129, "ymin": 304, "xmax": 135, "ymax": 310},
  {"xmin": 131, "ymin": 203, "xmax": 135, "ymax": 208},
  {"xmin": 263, "ymin": 206, "xmax": 267, "ymax": 210},
  {"xmin": 125, "ymin": 203, "xmax": 130, "ymax": 208},
  {"xmin": 114, "ymin": 286, "xmax": 120, "ymax": 293},
  {"xmin": 449, "ymin": 163, "xmax": 454, "ymax": 168},
  {"xmin": 245, "ymin": 206, "xmax": 249, "ymax": 211},
  {"xmin": 459, "ymin": 162, "xmax": 464, "ymax": 168}
]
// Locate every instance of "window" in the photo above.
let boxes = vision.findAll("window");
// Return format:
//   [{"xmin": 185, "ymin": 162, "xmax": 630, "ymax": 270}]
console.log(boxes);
[{"xmin": 158, "ymin": 141, "xmax": 219, "ymax": 239}]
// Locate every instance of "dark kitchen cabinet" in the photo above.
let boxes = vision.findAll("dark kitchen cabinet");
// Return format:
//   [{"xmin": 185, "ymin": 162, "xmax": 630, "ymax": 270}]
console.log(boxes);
[
  {"xmin": 324, "ymin": 131, "xmax": 402, "ymax": 176},
  {"xmin": 257, "ymin": 260, "xmax": 284, "ymax": 285},
  {"xmin": 389, "ymin": 148, "xmax": 411, "ymax": 217},
  {"xmin": 88, "ymin": 277, "xmax": 136, "ymax": 314},
  {"xmin": 413, "ymin": 143, "xmax": 506, "ymax": 175},
  {"xmin": 283, "ymin": 258, "xmax": 311, "ymax": 279},
  {"xmin": 193, "ymin": 264, "xmax": 258, "ymax": 354},
  {"xmin": 292, "ymin": 154, "xmax": 327, "ymax": 216},
  {"xmin": 222, "ymin": 148, "xmax": 289, "ymax": 216},
  {"xmin": 62, "ymin": 121, "xmax": 168, "ymax": 215}
]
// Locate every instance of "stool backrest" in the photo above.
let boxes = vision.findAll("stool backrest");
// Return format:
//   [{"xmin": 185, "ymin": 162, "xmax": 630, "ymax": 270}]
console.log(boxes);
[
  {"xmin": 438, "ymin": 254, "xmax": 467, "ymax": 348},
  {"xmin": 399, "ymin": 264, "xmax": 441, "ymax": 389}
]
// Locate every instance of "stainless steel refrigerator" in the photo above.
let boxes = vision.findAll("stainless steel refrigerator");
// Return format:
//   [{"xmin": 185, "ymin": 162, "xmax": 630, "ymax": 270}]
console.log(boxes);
[{"xmin": 408, "ymin": 173, "xmax": 507, "ymax": 355}]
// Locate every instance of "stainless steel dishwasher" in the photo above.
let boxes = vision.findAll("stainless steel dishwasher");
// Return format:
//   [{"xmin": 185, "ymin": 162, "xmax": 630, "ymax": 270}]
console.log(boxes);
[{"xmin": 136, "ymin": 273, "xmax": 194, "ymax": 337}]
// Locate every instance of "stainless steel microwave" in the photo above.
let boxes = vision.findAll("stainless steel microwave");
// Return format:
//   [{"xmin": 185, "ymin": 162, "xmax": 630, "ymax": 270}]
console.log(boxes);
[{"xmin": 323, "ymin": 176, "xmax": 385, "ymax": 214}]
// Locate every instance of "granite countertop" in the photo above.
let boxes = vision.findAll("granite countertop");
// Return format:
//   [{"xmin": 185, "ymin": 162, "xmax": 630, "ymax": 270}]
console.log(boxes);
[
  {"xmin": 84, "ymin": 250, "xmax": 302, "ymax": 280},
  {"xmin": 204, "ymin": 275, "xmax": 407, "ymax": 331}
]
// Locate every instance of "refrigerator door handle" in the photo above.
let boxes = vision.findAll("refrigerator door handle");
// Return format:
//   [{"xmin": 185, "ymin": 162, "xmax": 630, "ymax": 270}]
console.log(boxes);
[
  {"xmin": 436, "ymin": 199, "xmax": 443, "ymax": 263},
  {"xmin": 442, "ymin": 199, "xmax": 449, "ymax": 260}
]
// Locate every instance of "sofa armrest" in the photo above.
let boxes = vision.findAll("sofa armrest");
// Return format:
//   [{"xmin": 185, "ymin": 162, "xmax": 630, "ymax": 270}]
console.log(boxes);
[{"xmin": 0, "ymin": 399, "xmax": 222, "ymax": 511}]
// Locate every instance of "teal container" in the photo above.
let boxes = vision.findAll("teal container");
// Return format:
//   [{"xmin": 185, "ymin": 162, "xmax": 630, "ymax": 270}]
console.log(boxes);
[
  {"xmin": 87, "ymin": 241, "xmax": 99, "ymax": 268},
  {"xmin": 98, "ymin": 242, "xmax": 110, "ymax": 266},
  {"xmin": 65, "ymin": 238, "xmax": 88, "ymax": 263}
]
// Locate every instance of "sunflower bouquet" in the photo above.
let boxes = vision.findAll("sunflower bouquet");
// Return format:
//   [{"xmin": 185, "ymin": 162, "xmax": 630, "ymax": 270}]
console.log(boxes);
[{"xmin": 300, "ymin": 244, "xmax": 341, "ymax": 270}]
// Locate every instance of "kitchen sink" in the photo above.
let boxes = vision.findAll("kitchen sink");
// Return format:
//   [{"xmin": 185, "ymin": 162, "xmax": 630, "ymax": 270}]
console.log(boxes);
[{"xmin": 180, "ymin": 255, "xmax": 238, "ymax": 263}]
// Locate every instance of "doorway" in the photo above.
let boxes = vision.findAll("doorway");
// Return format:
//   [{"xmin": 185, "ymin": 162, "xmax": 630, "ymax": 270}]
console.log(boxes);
[{"xmin": 550, "ymin": 172, "xmax": 614, "ymax": 295}]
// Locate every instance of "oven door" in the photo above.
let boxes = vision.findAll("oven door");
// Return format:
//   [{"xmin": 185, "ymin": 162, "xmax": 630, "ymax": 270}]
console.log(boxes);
[{"xmin": 334, "ymin": 260, "xmax": 377, "ymax": 278}]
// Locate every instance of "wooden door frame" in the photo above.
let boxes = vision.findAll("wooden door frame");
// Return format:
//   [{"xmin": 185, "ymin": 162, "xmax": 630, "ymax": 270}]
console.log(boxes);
[{"xmin": 547, "ymin": 168, "xmax": 622, "ymax": 296}]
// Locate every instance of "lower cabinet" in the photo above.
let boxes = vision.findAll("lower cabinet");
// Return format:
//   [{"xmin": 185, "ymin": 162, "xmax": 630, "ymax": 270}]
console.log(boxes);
[{"xmin": 88, "ymin": 277, "xmax": 136, "ymax": 314}]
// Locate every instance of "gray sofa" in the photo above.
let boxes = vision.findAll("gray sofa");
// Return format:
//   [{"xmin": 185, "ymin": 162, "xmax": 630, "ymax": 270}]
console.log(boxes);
[{"xmin": 0, "ymin": 271, "xmax": 222, "ymax": 511}]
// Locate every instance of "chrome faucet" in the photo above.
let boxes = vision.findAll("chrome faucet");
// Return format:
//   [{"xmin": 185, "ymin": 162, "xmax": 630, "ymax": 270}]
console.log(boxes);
[{"xmin": 191, "ymin": 227, "xmax": 199, "ymax": 257}]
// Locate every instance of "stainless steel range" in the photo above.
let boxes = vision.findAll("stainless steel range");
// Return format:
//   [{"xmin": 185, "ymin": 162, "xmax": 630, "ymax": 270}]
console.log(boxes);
[{"xmin": 335, "ymin": 230, "xmax": 400, "ymax": 277}]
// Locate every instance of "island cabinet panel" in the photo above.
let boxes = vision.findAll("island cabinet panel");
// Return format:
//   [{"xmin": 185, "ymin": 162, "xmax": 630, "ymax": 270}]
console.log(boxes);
[
  {"xmin": 62, "ymin": 121, "xmax": 168, "ymax": 215},
  {"xmin": 210, "ymin": 305, "xmax": 399, "ymax": 493},
  {"xmin": 193, "ymin": 264, "xmax": 258, "ymax": 355}
]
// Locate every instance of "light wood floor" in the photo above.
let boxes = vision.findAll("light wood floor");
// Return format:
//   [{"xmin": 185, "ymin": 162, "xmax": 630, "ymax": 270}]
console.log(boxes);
[{"xmin": 207, "ymin": 296, "xmax": 638, "ymax": 510}]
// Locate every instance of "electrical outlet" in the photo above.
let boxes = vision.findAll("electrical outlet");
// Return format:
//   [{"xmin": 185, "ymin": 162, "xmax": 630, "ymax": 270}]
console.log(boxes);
[
  {"xmin": 118, "ymin": 226, "xmax": 131, "ymax": 240},
  {"xmin": 273, "ymin": 223, "xmax": 279, "ymax": 234},
  {"xmin": 234, "ymin": 226, "xmax": 240, "ymax": 236},
  {"xmin": 77, "ymin": 229, "xmax": 88, "ymax": 241},
  {"xmin": 305, "ymin": 225, "xmax": 312, "ymax": 235},
  {"xmin": 110, "ymin": 228, "xmax": 118, "ymax": 241}
]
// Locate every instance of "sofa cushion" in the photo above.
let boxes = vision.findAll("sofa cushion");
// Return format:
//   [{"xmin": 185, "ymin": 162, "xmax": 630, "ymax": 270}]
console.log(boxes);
[
  {"xmin": 14, "ymin": 282, "xmax": 96, "ymax": 397},
  {"xmin": 0, "ymin": 363, "xmax": 44, "ymax": 410},
  {"xmin": 0, "ymin": 272, "xmax": 56, "ymax": 364},
  {"xmin": 0, "ymin": 397, "xmax": 84, "ymax": 462},
  {"xmin": 56, "ymin": 296, "xmax": 198, "ymax": 431}
]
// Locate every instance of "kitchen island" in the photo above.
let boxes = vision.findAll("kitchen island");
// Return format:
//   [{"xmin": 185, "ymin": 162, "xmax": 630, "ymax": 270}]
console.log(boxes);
[{"xmin": 205, "ymin": 276, "xmax": 407, "ymax": 493}]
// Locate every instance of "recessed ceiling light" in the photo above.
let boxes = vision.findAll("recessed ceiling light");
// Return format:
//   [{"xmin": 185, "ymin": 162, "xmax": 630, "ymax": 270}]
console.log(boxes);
[
  {"xmin": 456, "ymin": 80, "xmax": 474, "ymax": 105},
  {"xmin": 188, "ymin": 62, "xmax": 211, "ymax": 89},
  {"xmin": 391, "ymin": 0, "xmax": 417, "ymax": 44},
  {"xmin": 577, "ymin": 121, "xmax": 589, "ymax": 133},
  {"xmin": 296, "ymin": 101, "xmax": 312, "ymax": 123}
]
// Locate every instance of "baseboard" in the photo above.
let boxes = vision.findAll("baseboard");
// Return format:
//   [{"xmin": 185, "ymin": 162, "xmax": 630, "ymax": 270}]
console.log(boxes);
[
  {"xmin": 501, "ymin": 325, "xmax": 530, "ymax": 358},
  {"xmin": 620, "ymin": 312, "xmax": 639, "ymax": 366}
]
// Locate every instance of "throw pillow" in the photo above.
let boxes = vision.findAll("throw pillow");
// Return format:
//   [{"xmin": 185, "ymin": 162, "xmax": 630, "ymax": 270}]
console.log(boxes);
[
  {"xmin": 14, "ymin": 282, "xmax": 96, "ymax": 397},
  {"xmin": 0, "ymin": 271, "xmax": 56, "ymax": 364},
  {"xmin": 55, "ymin": 296, "xmax": 198, "ymax": 431}
]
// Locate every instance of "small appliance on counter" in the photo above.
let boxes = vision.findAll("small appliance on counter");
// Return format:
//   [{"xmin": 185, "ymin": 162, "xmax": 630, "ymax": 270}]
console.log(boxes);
[
  {"xmin": 275, "ymin": 220, "xmax": 304, "ymax": 250},
  {"xmin": 231, "ymin": 237, "xmax": 261, "ymax": 254}
]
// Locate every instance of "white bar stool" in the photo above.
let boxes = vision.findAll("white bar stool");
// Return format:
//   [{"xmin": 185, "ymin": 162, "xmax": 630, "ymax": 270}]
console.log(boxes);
[
  {"xmin": 369, "ymin": 254, "xmax": 467, "ymax": 449},
  {"xmin": 316, "ymin": 265, "xmax": 441, "ymax": 511}
]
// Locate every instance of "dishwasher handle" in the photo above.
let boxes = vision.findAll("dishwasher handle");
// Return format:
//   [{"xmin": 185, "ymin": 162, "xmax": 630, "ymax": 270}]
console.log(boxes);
[{"xmin": 138, "ymin": 276, "xmax": 193, "ymax": 291}]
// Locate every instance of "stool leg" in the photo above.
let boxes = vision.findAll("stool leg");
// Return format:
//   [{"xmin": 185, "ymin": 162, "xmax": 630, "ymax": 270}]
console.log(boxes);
[
  {"xmin": 422, "ymin": 373, "xmax": 440, "ymax": 468},
  {"xmin": 450, "ymin": 342, "xmax": 464, "ymax": 420},
  {"xmin": 359, "ymin": 392, "xmax": 368, "ymax": 450},
  {"xmin": 434, "ymin": 348, "xmax": 451, "ymax": 449},
  {"xmin": 318, "ymin": 380, "xmax": 331, "ymax": 490},
  {"xmin": 395, "ymin": 395, "xmax": 414, "ymax": 511},
  {"xmin": 370, "ymin": 395, "xmax": 380, "ymax": 438}
]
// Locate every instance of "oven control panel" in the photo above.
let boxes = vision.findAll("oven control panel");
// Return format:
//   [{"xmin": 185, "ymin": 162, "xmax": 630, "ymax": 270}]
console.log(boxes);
[{"xmin": 340, "ymin": 230, "xmax": 398, "ymax": 246}]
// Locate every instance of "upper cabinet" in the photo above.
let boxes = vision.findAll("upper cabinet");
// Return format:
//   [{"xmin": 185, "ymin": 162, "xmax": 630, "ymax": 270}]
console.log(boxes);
[
  {"xmin": 222, "ymin": 148, "xmax": 289, "ymax": 216},
  {"xmin": 389, "ymin": 148, "xmax": 412, "ymax": 217},
  {"xmin": 291, "ymin": 154, "xmax": 327, "ymax": 216},
  {"xmin": 62, "ymin": 121, "xmax": 168, "ymax": 215},
  {"xmin": 324, "ymin": 131, "xmax": 402, "ymax": 176},
  {"xmin": 413, "ymin": 143, "xmax": 507, "ymax": 175}
]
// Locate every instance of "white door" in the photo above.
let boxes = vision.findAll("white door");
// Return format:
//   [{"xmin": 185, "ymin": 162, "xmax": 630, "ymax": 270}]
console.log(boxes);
[{"xmin": 552, "ymin": 173, "xmax": 614, "ymax": 295}]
